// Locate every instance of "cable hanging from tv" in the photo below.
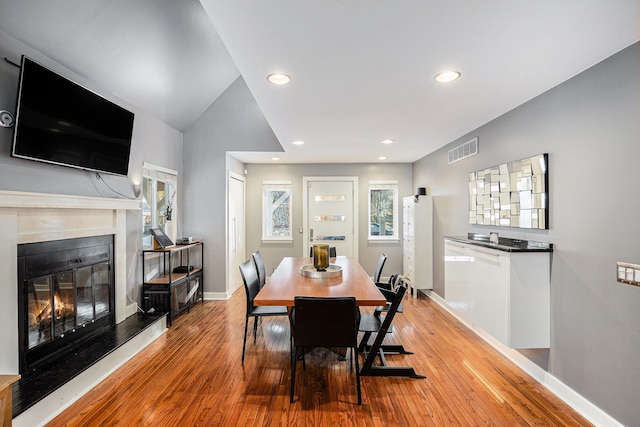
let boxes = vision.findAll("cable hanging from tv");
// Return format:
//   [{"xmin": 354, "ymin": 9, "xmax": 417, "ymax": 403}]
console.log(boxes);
[{"xmin": 3, "ymin": 57, "xmax": 20, "ymax": 68}]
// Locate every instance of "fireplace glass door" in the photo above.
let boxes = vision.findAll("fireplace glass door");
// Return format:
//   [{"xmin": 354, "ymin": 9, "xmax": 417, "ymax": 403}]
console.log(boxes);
[
  {"xmin": 26, "ymin": 271, "xmax": 78, "ymax": 350},
  {"xmin": 53, "ymin": 271, "xmax": 76, "ymax": 338},
  {"xmin": 27, "ymin": 276, "xmax": 53, "ymax": 350},
  {"xmin": 76, "ymin": 262, "xmax": 111, "ymax": 325},
  {"xmin": 19, "ymin": 235, "xmax": 115, "ymax": 372}
]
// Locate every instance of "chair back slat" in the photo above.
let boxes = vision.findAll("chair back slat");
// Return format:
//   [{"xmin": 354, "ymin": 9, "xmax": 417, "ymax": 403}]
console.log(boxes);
[
  {"xmin": 252, "ymin": 251, "xmax": 267, "ymax": 289},
  {"xmin": 373, "ymin": 253, "xmax": 387, "ymax": 283},
  {"xmin": 239, "ymin": 259, "xmax": 260, "ymax": 312}
]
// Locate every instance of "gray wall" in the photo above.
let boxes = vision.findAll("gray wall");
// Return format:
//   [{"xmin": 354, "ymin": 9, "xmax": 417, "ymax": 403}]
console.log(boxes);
[
  {"xmin": 244, "ymin": 163, "xmax": 413, "ymax": 279},
  {"xmin": 182, "ymin": 77, "xmax": 282, "ymax": 295},
  {"xmin": 0, "ymin": 30, "xmax": 184, "ymax": 309},
  {"xmin": 413, "ymin": 42, "xmax": 640, "ymax": 426}
]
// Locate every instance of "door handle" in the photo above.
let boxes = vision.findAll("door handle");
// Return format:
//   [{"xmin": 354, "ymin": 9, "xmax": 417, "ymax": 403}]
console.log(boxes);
[
  {"xmin": 310, "ymin": 228, "xmax": 314, "ymax": 242},
  {"xmin": 232, "ymin": 217, "xmax": 237, "ymax": 254}
]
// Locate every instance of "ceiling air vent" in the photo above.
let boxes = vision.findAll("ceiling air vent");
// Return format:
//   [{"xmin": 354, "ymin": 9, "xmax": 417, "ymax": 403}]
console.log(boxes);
[{"xmin": 448, "ymin": 137, "xmax": 478, "ymax": 164}]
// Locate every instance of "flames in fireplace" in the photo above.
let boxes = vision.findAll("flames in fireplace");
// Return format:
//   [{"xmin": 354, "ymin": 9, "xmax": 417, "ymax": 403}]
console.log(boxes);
[{"xmin": 33, "ymin": 294, "xmax": 71, "ymax": 331}]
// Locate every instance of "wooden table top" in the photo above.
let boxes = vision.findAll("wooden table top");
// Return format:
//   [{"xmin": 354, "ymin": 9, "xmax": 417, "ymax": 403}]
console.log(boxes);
[
  {"xmin": 0, "ymin": 374, "xmax": 20, "ymax": 390},
  {"xmin": 254, "ymin": 257, "xmax": 386, "ymax": 307}
]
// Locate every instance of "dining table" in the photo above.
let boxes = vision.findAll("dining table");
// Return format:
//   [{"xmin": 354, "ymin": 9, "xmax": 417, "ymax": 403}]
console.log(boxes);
[
  {"xmin": 253, "ymin": 256, "xmax": 386, "ymax": 307},
  {"xmin": 254, "ymin": 256, "xmax": 425, "ymax": 379}
]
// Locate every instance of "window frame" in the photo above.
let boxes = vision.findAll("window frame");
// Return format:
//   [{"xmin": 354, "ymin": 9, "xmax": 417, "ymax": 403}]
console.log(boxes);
[
  {"xmin": 262, "ymin": 180, "xmax": 293, "ymax": 242},
  {"xmin": 142, "ymin": 162, "xmax": 178, "ymax": 249},
  {"xmin": 368, "ymin": 180, "xmax": 399, "ymax": 241}
]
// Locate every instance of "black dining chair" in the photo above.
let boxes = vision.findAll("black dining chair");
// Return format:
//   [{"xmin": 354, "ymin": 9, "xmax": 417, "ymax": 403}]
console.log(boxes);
[
  {"xmin": 309, "ymin": 246, "xmax": 337, "ymax": 258},
  {"xmin": 251, "ymin": 251, "xmax": 267, "ymax": 289},
  {"xmin": 239, "ymin": 259, "xmax": 288, "ymax": 362},
  {"xmin": 289, "ymin": 296, "xmax": 362, "ymax": 404},
  {"xmin": 373, "ymin": 253, "xmax": 387, "ymax": 283},
  {"xmin": 358, "ymin": 285, "xmax": 425, "ymax": 378}
]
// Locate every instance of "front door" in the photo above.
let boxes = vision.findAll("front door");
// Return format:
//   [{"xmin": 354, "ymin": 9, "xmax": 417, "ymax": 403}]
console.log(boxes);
[{"xmin": 303, "ymin": 177, "xmax": 358, "ymax": 259}]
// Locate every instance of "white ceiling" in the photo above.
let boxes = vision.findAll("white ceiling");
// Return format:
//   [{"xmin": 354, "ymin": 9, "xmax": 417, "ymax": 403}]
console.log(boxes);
[{"xmin": 2, "ymin": 1, "xmax": 639, "ymax": 164}]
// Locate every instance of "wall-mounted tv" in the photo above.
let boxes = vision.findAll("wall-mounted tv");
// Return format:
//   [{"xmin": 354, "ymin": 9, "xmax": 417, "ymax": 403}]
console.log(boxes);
[{"xmin": 11, "ymin": 56, "xmax": 134, "ymax": 176}]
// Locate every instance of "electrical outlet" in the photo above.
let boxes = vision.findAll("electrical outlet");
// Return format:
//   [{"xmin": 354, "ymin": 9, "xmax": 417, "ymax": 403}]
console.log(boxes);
[{"xmin": 616, "ymin": 262, "xmax": 640, "ymax": 287}]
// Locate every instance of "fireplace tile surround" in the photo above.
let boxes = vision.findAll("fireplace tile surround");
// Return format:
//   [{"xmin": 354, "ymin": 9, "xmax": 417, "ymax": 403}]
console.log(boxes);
[
  {"xmin": 0, "ymin": 190, "xmax": 140, "ymax": 372},
  {"xmin": 0, "ymin": 190, "xmax": 166, "ymax": 425}
]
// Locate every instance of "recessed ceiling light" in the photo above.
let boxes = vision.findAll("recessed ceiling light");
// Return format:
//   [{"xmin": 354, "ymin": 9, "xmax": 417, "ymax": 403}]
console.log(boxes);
[
  {"xmin": 381, "ymin": 139, "xmax": 394, "ymax": 144},
  {"xmin": 267, "ymin": 73, "xmax": 291, "ymax": 85},
  {"xmin": 378, "ymin": 156, "xmax": 387, "ymax": 160},
  {"xmin": 292, "ymin": 140, "xmax": 305, "ymax": 145},
  {"xmin": 435, "ymin": 71, "xmax": 461, "ymax": 83},
  {"xmin": 272, "ymin": 157, "xmax": 280, "ymax": 161}
]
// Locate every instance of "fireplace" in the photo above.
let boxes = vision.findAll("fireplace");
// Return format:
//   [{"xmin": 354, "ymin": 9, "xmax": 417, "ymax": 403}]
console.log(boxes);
[{"xmin": 17, "ymin": 235, "xmax": 115, "ymax": 373}]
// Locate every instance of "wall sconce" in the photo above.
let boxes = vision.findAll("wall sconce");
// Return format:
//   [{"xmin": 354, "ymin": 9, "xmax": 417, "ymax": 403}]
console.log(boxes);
[
  {"xmin": 133, "ymin": 183, "xmax": 142, "ymax": 198},
  {"xmin": 414, "ymin": 187, "xmax": 427, "ymax": 203}
]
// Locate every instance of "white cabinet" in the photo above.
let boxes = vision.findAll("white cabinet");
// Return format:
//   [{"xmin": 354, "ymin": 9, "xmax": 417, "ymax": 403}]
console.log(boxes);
[
  {"xmin": 444, "ymin": 239, "xmax": 551, "ymax": 348},
  {"xmin": 403, "ymin": 196, "xmax": 433, "ymax": 297}
]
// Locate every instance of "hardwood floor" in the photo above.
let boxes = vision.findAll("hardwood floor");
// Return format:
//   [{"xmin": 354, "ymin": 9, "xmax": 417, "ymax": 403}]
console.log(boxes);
[{"xmin": 48, "ymin": 290, "xmax": 591, "ymax": 426}]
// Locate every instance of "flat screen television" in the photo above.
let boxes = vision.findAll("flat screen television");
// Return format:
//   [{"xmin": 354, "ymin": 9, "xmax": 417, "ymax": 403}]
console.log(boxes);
[{"xmin": 11, "ymin": 56, "xmax": 134, "ymax": 176}]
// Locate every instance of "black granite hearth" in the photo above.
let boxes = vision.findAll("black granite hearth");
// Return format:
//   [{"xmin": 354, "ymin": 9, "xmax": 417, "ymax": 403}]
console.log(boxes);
[{"xmin": 12, "ymin": 312, "xmax": 165, "ymax": 418}]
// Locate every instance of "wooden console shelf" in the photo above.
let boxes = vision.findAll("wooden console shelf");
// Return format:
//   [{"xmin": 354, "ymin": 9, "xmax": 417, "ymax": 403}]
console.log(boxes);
[{"xmin": 142, "ymin": 242, "xmax": 204, "ymax": 326}]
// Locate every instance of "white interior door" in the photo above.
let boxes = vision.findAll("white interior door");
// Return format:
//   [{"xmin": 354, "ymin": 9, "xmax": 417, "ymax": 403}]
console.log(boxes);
[
  {"xmin": 228, "ymin": 172, "xmax": 245, "ymax": 294},
  {"xmin": 304, "ymin": 177, "xmax": 358, "ymax": 258}
]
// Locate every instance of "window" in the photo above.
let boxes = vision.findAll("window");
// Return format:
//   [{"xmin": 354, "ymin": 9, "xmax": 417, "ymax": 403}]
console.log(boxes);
[
  {"xmin": 368, "ymin": 181, "xmax": 398, "ymax": 240},
  {"xmin": 142, "ymin": 163, "xmax": 178, "ymax": 248},
  {"xmin": 262, "ymin": 181, "xmax": 292, "ymax": 241}
]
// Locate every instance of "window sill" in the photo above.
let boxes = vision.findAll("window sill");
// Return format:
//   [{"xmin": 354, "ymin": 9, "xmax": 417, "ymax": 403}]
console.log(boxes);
[
  {"xmin": 262, "ymin": 239, "xmax": 293, "ymax": 243},
  {"xmin": 368, "ymin": 238, "xmax": 400, "ymax": 243}
]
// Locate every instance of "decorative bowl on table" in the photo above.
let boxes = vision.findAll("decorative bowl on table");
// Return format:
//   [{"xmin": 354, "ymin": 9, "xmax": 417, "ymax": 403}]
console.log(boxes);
[{"xmin": 300, "ymin": 264, "xmax": 343, "ymax": 278}]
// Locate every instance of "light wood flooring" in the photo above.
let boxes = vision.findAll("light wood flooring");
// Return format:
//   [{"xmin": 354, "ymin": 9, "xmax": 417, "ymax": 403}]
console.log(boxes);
[{"xmin": 48, "ymin": 289, "xmax": 591, "ymax": 426}]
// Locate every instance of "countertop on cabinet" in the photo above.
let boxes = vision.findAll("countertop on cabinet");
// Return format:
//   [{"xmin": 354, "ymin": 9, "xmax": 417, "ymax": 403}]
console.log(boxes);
[{"xmin": 443, "ymin": 233, "xmax": 553, "ymax": 253}]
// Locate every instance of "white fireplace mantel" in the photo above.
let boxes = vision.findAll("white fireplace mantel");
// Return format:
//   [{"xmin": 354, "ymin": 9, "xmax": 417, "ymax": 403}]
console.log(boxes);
[{"xmin": 0, "ymin": 190, "xmax": 140, "ymax": 373}]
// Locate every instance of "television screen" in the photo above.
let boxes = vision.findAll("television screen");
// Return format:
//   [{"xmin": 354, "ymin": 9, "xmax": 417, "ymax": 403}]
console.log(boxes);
[{"xmin": 11, "ymin": 56, "xmax": 134, "ymax": 176}]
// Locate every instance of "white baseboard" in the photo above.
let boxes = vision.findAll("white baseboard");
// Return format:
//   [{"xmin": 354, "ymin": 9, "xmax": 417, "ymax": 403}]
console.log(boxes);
[
  {"xmin": 203, "ymin": 291, "xmax": 232, "ymax": 300},
  {"xmin": 423, "ymin": 290, "xmax": 623, "ymax": 427},
  {"xmin": 13, "ymin": 316, "xmax": 167, "ymax": 427}
]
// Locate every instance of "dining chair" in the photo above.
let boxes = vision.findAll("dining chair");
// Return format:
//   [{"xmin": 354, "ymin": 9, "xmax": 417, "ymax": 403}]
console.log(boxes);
[
  {"xmin": 239, "ymin": 259, "xmax": 288, "ymax": 362},
  {"xmin": 373, "ymin": 253, "xmax": 387, "ymax": 283},
  {"xmin": 358, "ymin": 285, "xmax": 425, "ymax": 378},
  {"xmin": 309, "ymin": 246, "xmax": 337, "ymax": 258},
  {"xmin": 251, "ymin": 251, "xmax": 267, "ymax": 289},
  {"xmin": 289, "ymin": 296, "xmax": 362, "ymax": 404}
]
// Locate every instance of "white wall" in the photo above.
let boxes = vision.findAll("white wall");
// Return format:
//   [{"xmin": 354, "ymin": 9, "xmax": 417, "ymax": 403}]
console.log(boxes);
[
  {"xmin": 413, "ymin": 42, "xmax": 640, "ymax": 427},
  {"xmin": 182, "ymin": 77, "xmax": 282, "ymax": 296},
  {"xmin": 244, "ymin": 163, "xmax": 413, "ymax": 279}
]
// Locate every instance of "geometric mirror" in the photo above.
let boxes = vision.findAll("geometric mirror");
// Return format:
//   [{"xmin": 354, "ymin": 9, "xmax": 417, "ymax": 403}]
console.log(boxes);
[{"xmin": 469, "ymin": 153, "xmax": 548, "ymax": 229}]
